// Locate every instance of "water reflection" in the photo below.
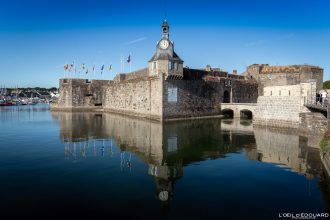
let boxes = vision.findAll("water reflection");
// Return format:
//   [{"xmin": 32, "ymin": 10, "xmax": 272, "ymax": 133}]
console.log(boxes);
[
  {"xmin": 252, "ymin": 126, "xmax": 323, "ymax": 178},
  {"xmin": 52, "ymin": 112, "xmax": 257, "ymax": 205},
  {"xmin": 253, "ymin": 126, "xmax": 330, "ymax": 214},
  {"xmin": 52, "ymin": 111, "xmax": 330, "ymax": 213}
]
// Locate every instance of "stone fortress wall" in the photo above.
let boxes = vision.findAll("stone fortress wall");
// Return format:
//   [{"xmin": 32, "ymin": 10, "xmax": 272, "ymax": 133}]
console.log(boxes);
[
  {"xmin": 254, "ymin": 82, "xmax": 316, "ymax": 128},
  {"xmin": 51, "ymin": 79, "xmax": 109, "ymax": 111},
  {"xmin": 103, "ymin": 75, "xmax": 163, "ymax": 120},
  {"xmin": 163, "ymin": 77, "xmax": 258, "ymax": 119},
  {"xmin": 52, "ymin": 66, "xmax": 258, "ymax": 121}
]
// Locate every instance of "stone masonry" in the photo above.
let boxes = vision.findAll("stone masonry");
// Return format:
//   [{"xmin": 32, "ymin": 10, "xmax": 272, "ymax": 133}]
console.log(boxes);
[
  {"xmin": 253, "ymin": 82, "xmax": 324, "ymax": 128},
  {"xmin": 51, "ymin": 79, "xmax": 109, "ymax": 111}
]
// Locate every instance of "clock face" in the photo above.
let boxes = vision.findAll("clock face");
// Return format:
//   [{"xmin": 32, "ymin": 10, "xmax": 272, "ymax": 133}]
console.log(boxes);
[{"xmin": 159, "ymin": 40, "xmax": 169, "ymax": 49}]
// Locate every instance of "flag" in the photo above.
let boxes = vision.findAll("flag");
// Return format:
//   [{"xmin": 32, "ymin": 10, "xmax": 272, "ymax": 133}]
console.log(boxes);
[
  {"xmin": 101, "ymin": 65, "xmax": 104, "ymax": 74},
  {"xmin": 82, "ymin": 63, "xmax": 85, "ymax": 70},
  {"xmin": 92, "ymin": 65, "xmax": 95, "ymax": 74},
  {"xmin": 85, "ymin": 68, "xmax": 89, "ymax": 75},
  {"xmin": 109, "ymin": 64, "xmax": 112, "ymax": 71},
  {"xmin": 127, "ymin": 55, "xmax": 131, "ymax": 63},
  {"xmin": 64, "ymin": 64, "xmax": 69, "ymax": 71},
  {"xmin": 69, "ymin": 63, "xmax": 73, "ymax": 72}
]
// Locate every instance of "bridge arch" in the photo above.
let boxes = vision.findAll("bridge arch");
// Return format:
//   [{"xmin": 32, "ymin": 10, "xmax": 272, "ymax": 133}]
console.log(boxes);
[
  {"xmin": 221, "ymin": 108, "xmax": 234, "ymax": 118},
  {"xmin": 240, "ymin": 109, "xmax": 253, "ymax": 119},
  {"xmin": 220, "ymin": 103, "xmax": 256, "ymax": 119}
]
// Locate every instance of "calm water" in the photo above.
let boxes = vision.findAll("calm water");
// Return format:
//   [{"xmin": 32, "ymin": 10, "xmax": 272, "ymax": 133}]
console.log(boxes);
[{"xmin": 0, "ymin": 104, "xmax": 329, "ymax": 220}]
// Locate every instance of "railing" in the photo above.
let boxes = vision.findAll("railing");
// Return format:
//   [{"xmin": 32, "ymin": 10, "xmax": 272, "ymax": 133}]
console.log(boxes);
[{"xmin": 305, "ymin": 97, "xmax": 328, "ymax": 108}]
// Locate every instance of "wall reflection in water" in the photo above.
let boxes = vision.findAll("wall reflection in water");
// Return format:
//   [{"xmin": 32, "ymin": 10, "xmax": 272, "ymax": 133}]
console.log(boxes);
[
  {"xmin": 52, "ymin": 112, "xmax": 330, "ymax": 211},
  {"xmin": 52, "ymin": 112, "xmax": 256, "ymax": 204}
]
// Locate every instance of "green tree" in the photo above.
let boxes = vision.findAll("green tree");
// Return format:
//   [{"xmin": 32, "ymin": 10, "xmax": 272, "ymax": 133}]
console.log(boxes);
[{"xmin": 323, "ymin": 80, "xmax": 330, "ymax": 89}]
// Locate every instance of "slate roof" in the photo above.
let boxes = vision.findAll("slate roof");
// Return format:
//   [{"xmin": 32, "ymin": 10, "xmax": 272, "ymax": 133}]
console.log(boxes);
[{"xmin": 149, "ymin": 51, "xmax": 183, "ymax": 62}]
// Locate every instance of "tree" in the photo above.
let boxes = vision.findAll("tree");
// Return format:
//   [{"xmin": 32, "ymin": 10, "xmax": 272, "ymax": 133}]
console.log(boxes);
[{"xmin": 323, "ymin": 80, "xmax": 330, "ymax": 89}]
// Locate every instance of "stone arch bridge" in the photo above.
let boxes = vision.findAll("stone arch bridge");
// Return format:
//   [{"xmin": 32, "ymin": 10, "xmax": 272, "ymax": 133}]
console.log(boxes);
[{"xmin": 221, "ymin": 103, "xmax": 257, "ymax": 119}]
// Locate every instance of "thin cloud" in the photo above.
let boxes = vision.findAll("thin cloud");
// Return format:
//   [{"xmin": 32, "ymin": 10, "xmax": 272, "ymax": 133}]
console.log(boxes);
[
  {"xmin": 245, "ymin": 33, "xmax": 294, "ymax": 47},
  {"xmin": 277, "ymin": 33, "xmax": 294, "ymax": 40},
  {"xmin": 124, "ymin": 37, "xmax": 147, "ymax": 45},
  {"xmin": 245, "ymin": 39, "xmax": 270, "ymax": 47}
]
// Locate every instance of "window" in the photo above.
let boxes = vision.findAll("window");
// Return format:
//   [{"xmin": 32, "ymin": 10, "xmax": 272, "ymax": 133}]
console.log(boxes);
[
  {"xmin": 279, "ymin": 90, "xmax": 281, "ymax": 96},
  {"xmin": 289, "ymin": 90, "xmax": 291, "ymax": 96},
  {"xmin": 168, "ymin": 61, "xmax": 175, "ymax": 70},
  {"xmin": 153, "ymin": 61, "xmax": 157, "ymax": 70},
  {"xmin": 270, "ymin": 91, "xmax": 272, "ymax": 96},
  {"xmin": 168, "ymin": 87, "xmax": 178, "ymax": 103},
  {"xmin": 174, "ymin": 62, "xmax": 178, "ymax": 70}
]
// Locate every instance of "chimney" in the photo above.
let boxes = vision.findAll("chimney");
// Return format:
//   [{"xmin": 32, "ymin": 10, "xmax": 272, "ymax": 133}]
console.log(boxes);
[{"xmin": 232, "ymin": 70, "xmax": 237, "ymax": 75}]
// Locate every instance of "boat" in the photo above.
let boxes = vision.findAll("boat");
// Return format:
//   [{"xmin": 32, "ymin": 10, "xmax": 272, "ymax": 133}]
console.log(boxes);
[{"xmin": 0, "ymin": 101, "xmax": 14, "ymax": 106}]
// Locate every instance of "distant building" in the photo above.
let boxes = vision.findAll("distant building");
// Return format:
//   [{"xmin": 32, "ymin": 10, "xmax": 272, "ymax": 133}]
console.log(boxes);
[{"xmin": 37, "ymin": 91, "xmax": 51, "ymax": 100}]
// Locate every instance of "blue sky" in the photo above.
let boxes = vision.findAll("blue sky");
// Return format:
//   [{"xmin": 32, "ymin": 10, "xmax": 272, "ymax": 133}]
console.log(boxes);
[{"xmin": 0, "ymin": 0, "xmax": 329, "ymax": 88}]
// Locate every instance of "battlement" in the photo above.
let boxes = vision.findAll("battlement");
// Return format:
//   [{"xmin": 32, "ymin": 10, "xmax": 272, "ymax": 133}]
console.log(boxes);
[
  {"xmin": 247, "ymin": 64, "xmax": 323, "ymax": 74},
  {"xmin": 245, "ymin": 64, "xmax": 324, "ymax": 95},
  {"xmin": 259, "ymin": 65, "xmax": 323, "ymax": 74}
]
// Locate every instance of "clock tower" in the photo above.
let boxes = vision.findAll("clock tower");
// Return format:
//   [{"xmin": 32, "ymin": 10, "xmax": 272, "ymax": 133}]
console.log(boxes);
[{"xmin": 148, "ymin": 20, "xmax": 184, "ymax": 79}]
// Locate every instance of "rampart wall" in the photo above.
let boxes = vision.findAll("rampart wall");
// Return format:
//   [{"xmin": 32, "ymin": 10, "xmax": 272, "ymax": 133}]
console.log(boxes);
[
  {"xmin": 254, "ymin": 83, "xmax": 314, "ymax": 128},
  {"xmin": 103, "ymin": 76, "xmax": 163, "ymax": 120},
  {"xmin": 51, "ymin": 79, "xmax": 109, "ymax": 111}
]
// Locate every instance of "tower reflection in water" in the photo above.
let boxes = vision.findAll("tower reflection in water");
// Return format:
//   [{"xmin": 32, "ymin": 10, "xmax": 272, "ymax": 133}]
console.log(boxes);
[{"xmin": 52, "ymin": 112, "xmax": 330, "ymax": 210}]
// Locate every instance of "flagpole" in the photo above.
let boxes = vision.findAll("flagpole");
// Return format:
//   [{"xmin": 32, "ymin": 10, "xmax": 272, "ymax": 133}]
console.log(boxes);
[
  {"xmin": 93, "ymin": 64, "xmax": 95, "ymax": 80},
  {"xmin": 129, "ymin": 52, "xmax": 131, "ymax": 73},
  {"xmin": 73, "ymin": 60, "xmax": 76, "ymax": 79},
  {"xmin": 120, "ymin": 54, "xmax": 123, "ymax": 73}
]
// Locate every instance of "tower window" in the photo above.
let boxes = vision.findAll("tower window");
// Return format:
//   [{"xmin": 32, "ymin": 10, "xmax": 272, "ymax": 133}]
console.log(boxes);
[
  {"xmin": 153, "ymin": 62, "xmax": 157, "ymax": 70},
  {"xmin": 174, "ymin": 62, "xmax": 177, "ymax": 70},
  {"xmin": 169, "ymin": 61, "xmax": 175, "ymax": 70}
]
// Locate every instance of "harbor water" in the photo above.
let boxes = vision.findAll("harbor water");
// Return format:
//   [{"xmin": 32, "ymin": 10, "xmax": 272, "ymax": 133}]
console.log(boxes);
[{"xmin": 0, "ymin": 104, "xmax": 329, "ymax": 219}]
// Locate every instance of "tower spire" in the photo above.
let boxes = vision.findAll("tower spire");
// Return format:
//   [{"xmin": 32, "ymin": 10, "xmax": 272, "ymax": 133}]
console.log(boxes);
[{"xmin": 162, "ymin": 19, "xmax": 169, "ymax": 39}]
